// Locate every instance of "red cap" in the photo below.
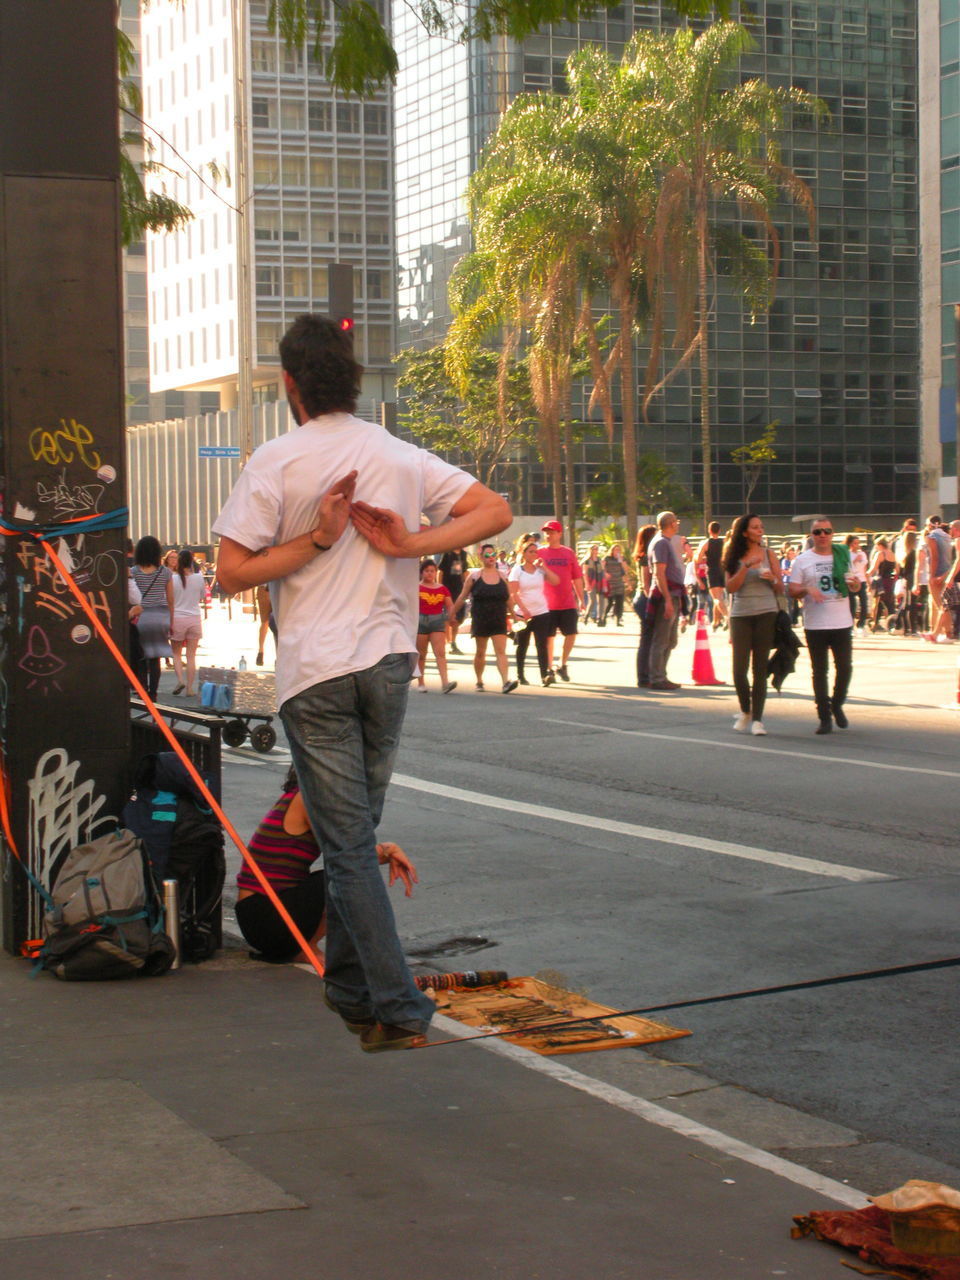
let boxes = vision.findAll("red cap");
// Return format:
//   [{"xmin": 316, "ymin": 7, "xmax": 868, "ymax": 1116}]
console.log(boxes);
[{"xmin": 541, "ymin": 520, "xmax": 562, "ymax": 533}]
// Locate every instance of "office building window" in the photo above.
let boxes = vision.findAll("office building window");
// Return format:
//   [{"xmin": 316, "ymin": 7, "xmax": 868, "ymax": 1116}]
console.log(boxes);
[
  {"xmin": 251, "ymin": 97, "xmax": 273, "ymax": 128},
  {"xmin": 366, "ymin": 159, "xmax": 389, "ymax": 189},
  {"xmin": 310, "ymin": 156, "xmax": 333, "ymax": 187},
  {"xmin": 309, "ymin": 99, "xmax": 332, "ymax": 132},
  {"xmin": 364, "ymin": 104, "xmax": 387, "ymax": 135},
  {"xmin": 337, "ymin": 102, "xmax": 361, "ymax": 133},
  {"xmin": 280, "ymin": 100, "xmax": 305, "ymax": 131}
]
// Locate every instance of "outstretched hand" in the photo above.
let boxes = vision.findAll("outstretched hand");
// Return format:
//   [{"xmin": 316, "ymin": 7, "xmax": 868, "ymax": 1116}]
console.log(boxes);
[
  {"xmin": 376, "ymin": 841, "xmax": 419, "ymax": 896},
  {"xmin": 314, "ymin": 470, "xmax": 358, "ymax": 546},
  {"xmin": 350, "ymin": 501, "xmax": 418, "ymax": 558}
]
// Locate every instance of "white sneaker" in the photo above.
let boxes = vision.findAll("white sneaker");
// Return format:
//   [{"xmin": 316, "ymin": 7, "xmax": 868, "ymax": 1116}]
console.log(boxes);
[
  {"xmin": 751, "ymin": 721, "xmax": 767, "ymax": 736},
  {"xmin": 733, "ymin": 713, "xmax": 751, "ymax": 732}
]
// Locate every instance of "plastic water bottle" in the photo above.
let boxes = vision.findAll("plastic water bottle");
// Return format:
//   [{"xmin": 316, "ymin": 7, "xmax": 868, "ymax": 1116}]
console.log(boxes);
[{"xmin": 238, "ymin": 655, "xmax": 247, "ymax": 671}]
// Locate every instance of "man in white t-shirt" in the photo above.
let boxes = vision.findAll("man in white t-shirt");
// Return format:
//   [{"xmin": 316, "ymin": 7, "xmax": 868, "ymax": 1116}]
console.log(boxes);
[
  {"xmin": 214, "ymin": 315, "xmax": 510, "ymax": 1051},
  {"xmin": 787, "ymin": 516, "xmax": 855, "ymax": 735}
]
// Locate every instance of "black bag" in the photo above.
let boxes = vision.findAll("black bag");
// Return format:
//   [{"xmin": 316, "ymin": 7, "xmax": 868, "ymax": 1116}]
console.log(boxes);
[
  {"xmin": 122, "ymin": 753, "xmax": 225, "ymax": 963},
  {"xmin": 39, "ymin": 829, "xmax": 175, "ymax": 981}
]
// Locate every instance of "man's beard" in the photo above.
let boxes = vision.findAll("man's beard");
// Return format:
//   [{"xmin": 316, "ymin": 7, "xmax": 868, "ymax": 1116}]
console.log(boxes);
[{"xmin": 286, "ymin": 392, "xmax": 305, "ymax": 425}]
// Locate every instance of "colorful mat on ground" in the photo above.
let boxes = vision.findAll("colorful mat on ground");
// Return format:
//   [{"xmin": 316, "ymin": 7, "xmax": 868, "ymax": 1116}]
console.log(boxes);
[
  {"xmin": 435, "ymin": 976, "xmax": 690, "ymax": 1056},
  {"xmin": 793, "ymin": 1206, "xmax": 960, "ymax": 1279}
]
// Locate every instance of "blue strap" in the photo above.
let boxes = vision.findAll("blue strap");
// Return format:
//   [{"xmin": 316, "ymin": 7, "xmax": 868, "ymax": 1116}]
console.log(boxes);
[{"xmin": 0, "ymin": 508, "xmax": 129, "ymax": 540}]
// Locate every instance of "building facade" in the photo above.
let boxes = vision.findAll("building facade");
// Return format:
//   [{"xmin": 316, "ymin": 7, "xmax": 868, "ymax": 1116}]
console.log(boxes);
[
  {"xmin": 395, "ymin": 1, "xmax": 921, "ymax": 524},
  {"xmin": 138, "ymin": 0, "xmax": 395, "ymax": 411},
  {"xmin": 920, "ymin": 1, "xmax": 960, "ymax": 518}
]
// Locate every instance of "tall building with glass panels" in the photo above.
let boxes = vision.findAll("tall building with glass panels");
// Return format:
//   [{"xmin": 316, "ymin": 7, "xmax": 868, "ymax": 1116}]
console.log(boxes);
[
  {"xmin": 920, "ymin": 2, "xmax": 959, "ymax": 518},
  {"xmin": 395, "ymin": 2, "xmax": 921, "ymax": 522}
]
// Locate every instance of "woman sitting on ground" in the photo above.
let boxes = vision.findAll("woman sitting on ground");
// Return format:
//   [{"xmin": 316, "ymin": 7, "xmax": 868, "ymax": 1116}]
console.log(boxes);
[{"xmin": 235, "ymin": 767, "xmax": 417, "ymax": 966}]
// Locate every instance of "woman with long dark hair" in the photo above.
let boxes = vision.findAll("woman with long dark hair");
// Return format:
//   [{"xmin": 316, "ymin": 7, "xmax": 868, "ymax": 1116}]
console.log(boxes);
[
  {"xmin": 131, "ymin": 536, "xmax": 175, "ymax": 700},
  {"xmin": 723, "ymin": 513, "xmax": 782, "ymax": 736},
  {"xmin": 171, "ymin": 549, "xmax": 206, "ymax": 697},
  {"xmin": 632, "ymin": 523, "xmax": 658, "ymax": 687}
]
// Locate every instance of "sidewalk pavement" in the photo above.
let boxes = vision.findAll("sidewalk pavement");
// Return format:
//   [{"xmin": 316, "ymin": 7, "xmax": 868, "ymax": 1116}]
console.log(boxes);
[{"xmin": 0, "ymin": 944, "xmax": 864, "ymax": 1279}]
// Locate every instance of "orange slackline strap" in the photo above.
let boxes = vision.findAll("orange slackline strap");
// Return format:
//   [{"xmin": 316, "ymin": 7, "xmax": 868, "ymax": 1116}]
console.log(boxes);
[
  {"xmin": 0, "ymin": 752, "xmax": 21, "ymax": 861},
  {"xmin": 29, "ymin": 536, "xmax": 325, "ymax": 979}
]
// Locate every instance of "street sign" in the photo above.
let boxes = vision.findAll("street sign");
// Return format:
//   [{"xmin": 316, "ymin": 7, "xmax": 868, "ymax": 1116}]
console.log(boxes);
[{"xmin": 198, "ymin": 446, "xmax": 241, "ymax": 458}]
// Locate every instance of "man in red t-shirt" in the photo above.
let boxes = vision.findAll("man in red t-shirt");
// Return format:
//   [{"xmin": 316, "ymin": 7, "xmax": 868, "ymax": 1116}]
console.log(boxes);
[{"xmin": 538, "ymin": 520, "xmax": 584, "ymax": 682}]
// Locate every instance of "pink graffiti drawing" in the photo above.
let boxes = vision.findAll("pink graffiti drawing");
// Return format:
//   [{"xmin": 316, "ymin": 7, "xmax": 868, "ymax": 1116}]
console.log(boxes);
[{"xmin": 18, "ymin": 626, "xmax": 65, "ymax": 693}]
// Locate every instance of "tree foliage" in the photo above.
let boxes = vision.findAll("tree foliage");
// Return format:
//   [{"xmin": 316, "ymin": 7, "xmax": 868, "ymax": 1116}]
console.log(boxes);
[
  {"xmin": 394, "ymin": 344, "xmax": 535, "ymax": 488},
  {"xmin": 730, "ymin": 418, "xmax": 779, "ymax": 507}
]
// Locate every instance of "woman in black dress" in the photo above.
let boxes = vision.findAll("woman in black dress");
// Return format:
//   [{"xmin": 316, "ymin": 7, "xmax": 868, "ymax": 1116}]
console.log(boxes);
[
  {"xmin": 696, "ymin": 520, "xmax": 728, "ymax": 630},
  {"xmin": 452, "ymin": 545, "xmax": 518, "ymax": 693}
]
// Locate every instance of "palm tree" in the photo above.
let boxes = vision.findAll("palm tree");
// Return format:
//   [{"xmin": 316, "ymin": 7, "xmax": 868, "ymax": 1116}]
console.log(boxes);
[
  {"xmin": 623, "ymin": 22, "xmax": 826, "ymax": 526},
  {"xmin": 447, "ymin": 94, "xmax": 599, "ymax": 541}
]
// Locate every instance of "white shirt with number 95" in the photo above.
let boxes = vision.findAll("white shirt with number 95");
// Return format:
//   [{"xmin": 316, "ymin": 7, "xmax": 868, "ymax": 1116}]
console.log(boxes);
[{"xmin": 788, "ymin": 548, "xmax": 854, "ymax": 631}]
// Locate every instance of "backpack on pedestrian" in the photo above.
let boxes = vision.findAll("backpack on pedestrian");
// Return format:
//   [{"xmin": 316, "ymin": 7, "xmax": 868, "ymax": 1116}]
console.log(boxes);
[
  {"xmin": 121, "ymin": 752, "xmax": 226, "ymax": 963},
  {"xmin": 38, "ymin": 828, "xmax": 176, "ymax": 981}
]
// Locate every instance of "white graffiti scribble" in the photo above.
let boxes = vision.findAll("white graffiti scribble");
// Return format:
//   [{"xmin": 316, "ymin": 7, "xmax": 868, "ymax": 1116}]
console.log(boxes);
[
  {"xmin": 27, "ymin": 747, "xmax": 116, "ymax": 934},
  {"xmin": 35, "ymin": 471, "xmax": 105, "ymax": 519}
]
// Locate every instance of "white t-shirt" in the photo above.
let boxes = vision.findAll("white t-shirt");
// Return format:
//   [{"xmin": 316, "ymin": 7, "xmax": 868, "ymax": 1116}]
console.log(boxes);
[
  {"xmin": 850, "ymin": 549, "xmax": 868, "ymax": 584},
  {"xmin": 508, "ymin": 563, "xmax": 549, "ymax": 616},
  {"xmin": 212, "ymin": 413, "xmax": 475, "ymax": 707},
  {"xmin": 172, "ymin": 570, "xmax": 207, "ymax": 618},
  {"xmin": 788, "ymin": 548, "xmax": 854, "ymax": 630}
]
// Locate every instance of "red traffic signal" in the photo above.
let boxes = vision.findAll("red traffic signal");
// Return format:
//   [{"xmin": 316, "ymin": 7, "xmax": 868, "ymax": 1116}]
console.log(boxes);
[{"xmin": 338, "ymin": 316, "xmax": 354, "ymax": 332}]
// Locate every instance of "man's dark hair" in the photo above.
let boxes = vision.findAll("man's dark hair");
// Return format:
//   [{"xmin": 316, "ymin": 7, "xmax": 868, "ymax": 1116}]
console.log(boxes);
[{"xmin": 279, "ymin": 314, "xmax": 363, "ymax": 417}]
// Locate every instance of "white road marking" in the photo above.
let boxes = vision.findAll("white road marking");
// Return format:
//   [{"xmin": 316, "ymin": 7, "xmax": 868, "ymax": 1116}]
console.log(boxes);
[
  {"xmin": 431, "ymin": 1013, "xmax": 870, "ymax": 1209},
  {"xmin": 390, "ymin": 774, "xmax": 887, "ymax": 883},
  {"xmin": 544, "ymin": 716, "xmax": 960, "ymax": 780},
  {"xmin": 269, "ymin": 952, "xmax": 869, "ymax": 1208}
]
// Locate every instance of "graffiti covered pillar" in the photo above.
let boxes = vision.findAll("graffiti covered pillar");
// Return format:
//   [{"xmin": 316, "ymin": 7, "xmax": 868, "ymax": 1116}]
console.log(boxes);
[{"xmin": 0, "ymin": 1, "xmax": 130, "ymax": 950}]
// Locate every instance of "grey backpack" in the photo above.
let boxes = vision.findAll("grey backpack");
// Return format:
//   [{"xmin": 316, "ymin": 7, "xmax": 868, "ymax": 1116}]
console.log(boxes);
[{"xmin": 40, "ymin": 829, "xmax": 175, "ymax": 980}]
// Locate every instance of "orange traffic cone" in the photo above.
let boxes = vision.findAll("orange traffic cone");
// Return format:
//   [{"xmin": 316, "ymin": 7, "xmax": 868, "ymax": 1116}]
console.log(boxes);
[{"xmin": 692, "ymin": 609, "xmax": 723, "ymax": 686}]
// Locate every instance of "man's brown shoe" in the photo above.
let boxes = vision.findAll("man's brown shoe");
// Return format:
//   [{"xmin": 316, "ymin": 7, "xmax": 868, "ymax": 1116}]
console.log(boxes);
[
  {"xmin": 360, "ymin": 1023, "xmax": 427, "ymax": 1053},
  {"xmin": 323, "ymin": 986, "xmax": 376, "ymax": 1035}
]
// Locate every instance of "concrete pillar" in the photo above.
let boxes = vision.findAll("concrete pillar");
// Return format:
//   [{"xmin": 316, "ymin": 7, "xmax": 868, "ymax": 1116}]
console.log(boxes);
[{"xmin": 0, "ymin": 0, "xmax": 131, "ymax": 950}]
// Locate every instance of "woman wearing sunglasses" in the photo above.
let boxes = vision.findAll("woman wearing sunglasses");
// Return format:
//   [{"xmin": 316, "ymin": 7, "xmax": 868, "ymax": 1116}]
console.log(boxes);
[{"xmin": 452, "ymin": 545, "xmax": 518, "ymax": 693}]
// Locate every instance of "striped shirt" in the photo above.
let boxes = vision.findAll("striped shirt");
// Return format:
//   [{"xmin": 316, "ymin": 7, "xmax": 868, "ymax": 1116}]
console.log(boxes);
[{"xmin": 236, "ymin": 788, "xmax": 320, "ymax": 895}]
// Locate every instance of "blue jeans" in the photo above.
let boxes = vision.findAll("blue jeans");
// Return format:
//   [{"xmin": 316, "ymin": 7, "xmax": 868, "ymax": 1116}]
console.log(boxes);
[{"xmin": 280, "ymin": 653, "xmax": 434, "ymax": 1033}]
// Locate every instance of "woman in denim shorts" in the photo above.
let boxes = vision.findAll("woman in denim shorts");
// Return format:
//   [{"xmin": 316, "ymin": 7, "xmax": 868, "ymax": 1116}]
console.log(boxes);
[{"xmin": 416, "ymin": 560, "xmax": 457, "ymax": 693}]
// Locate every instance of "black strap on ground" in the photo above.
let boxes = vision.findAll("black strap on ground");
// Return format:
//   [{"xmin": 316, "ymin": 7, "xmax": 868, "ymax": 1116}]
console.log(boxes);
[{"xmin": 416, "ymin": 954, "xmax": 960, "ymax": 1050}]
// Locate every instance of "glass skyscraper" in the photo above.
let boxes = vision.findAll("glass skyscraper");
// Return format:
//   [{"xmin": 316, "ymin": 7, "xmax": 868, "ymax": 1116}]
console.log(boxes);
[{"xmin": 395, "ymin": 2, "xmax": 921, "ymax": 522}]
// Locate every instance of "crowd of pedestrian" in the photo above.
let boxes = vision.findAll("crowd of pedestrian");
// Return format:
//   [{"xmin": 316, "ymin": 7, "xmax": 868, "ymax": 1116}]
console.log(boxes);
[{"xmin": 409, "ymin": 509, "xmax": 960, "ymax": 741}]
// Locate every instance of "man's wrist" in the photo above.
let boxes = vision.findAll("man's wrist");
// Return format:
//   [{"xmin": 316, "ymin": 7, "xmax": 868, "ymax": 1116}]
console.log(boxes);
[{"xmin": 310, "ymin": 530, "xmax": 332, "ymax": 551}]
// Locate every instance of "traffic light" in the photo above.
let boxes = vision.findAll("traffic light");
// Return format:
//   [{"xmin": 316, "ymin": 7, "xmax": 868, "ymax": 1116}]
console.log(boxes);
[{"xmin": 328, "ymin": 263, "xmax": 354, "ymax": 344}]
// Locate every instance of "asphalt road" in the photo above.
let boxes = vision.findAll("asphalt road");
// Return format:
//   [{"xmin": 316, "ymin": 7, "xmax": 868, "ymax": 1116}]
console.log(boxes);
[{"xmin": 210, "ymin": 614, "xmax": 960, "ymax": 1187}]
